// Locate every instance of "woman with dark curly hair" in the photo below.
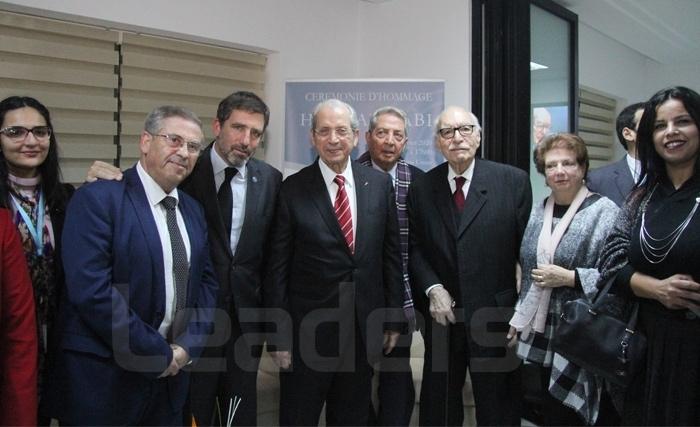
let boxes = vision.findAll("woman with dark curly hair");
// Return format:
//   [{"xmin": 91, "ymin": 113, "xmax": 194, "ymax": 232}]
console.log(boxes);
[
  {"xmin": 597, "ymin": 86, "xmax": 700, "ymax": 425},
  {"xmin": 0, "ymin": 96, "xmax": 74, "ymax": 424}
]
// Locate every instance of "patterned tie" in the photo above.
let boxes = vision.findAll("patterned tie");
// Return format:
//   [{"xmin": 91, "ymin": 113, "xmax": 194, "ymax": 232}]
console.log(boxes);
[
  {"xmin": 161, "ymin": 196, "xmax": 189, "ymax": 313},
  {"xmin": 454, "ymin": 176, "xmax": 466, "ymax": 213},
  {"xmin": 217, "ymin": 167, "xmax": 238, "ymax": 237},
  {"xmin": 333, "ymin": 175, "xmax": 354, "ymax": 253}
]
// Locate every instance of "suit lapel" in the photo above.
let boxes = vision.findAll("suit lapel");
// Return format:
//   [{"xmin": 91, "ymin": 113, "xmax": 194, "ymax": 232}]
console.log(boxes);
[
  {"xmin": 431, "ymin": 164, "xmax": 457, "ymax": 236},
  {"xmin": 352, "ymin": 162, "xmax": 369, "ymax": 257},
  {"xmin": 457, "ymin": 160, "xmax": 487, "ymax": 238},
  {"xmin": 177, "ymin": 192, "xmax": 199, "ymax": 304},
  {"xmin": 235, "ymin": 160, "xmax": 262, "ymax": 261},
  {"xmin": 614, "ymin": 159, "xmax": 635, "ymax": 202},
  {"xmin": 125, "ymin": 168, "xmax": 166, "ymax": 307}
]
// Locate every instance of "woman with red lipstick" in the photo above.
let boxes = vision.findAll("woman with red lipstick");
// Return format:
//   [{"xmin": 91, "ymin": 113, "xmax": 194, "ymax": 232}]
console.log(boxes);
[
  {"xmin": 509, "ymin": 133, "xmax": 619, "ymax": 425},
  {"xmin": 0, "ymin": 96, "xmax": 73, "ymax": 424},
  {"xmin": 598, "ymin": 86, "xmax": 700, "ymax": 425}
]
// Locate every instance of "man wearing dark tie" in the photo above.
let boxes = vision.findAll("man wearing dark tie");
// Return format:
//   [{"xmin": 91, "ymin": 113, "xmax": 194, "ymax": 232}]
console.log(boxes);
[
  {"xmin": 46, "ymin": 106, "xmax": 218, "ymax": 425},
  {"xmin": 86, "ymin": 92, "xmax": 282, "ymax": 426},
  {"xmin": 408, "ymin": 106, "xmax": 531, "ymax": 426},
  {"xmin": 358, "ymin": 106, "xmax": 424, "ymax": 426},
  {"xmin": 264, "ymin": 99, "xmax": 404, "ymax": 426}
]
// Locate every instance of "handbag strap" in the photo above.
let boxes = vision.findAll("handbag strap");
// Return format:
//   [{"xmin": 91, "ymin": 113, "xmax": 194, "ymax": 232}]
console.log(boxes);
[{"xmin": 591, "ymin": 275, "xmax": 616, "ymax": 309}]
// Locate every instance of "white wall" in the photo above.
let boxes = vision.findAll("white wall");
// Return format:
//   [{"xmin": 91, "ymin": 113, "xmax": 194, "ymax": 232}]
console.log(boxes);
[{"xmin": 0, "ymin": 0, "xmax": 472, "ymax": 172}]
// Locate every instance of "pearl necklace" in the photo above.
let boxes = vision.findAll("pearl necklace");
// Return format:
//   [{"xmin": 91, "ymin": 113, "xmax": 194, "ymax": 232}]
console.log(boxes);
[{"xmin": 639, "ymin": 184, "xmax": 700, "ymax": 264}]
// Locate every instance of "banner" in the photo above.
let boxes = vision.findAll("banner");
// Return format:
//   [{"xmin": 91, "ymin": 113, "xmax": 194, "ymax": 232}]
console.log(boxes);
[{"xmin": 284, "ymin": 80, "xmax": 445, "ymax": 175}]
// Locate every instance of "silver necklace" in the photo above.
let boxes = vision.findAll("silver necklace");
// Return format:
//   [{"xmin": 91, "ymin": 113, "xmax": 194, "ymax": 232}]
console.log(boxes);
[{"xmin": 639, "ymin": 184, "xmax": 700, "ymax": 264}]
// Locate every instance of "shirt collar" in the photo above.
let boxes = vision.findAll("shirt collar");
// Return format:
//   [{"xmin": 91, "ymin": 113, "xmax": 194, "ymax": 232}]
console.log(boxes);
[
  {"xmin": 137, "ymin": 161, "xmax": 178, "ymax": 207},
  {"xmin": 211, "ymin": 141, "xmax": 247, "ymax": 179},
  {"xmin": 626, "ymin": 153, "xmax": 641, "ymax": 181},
  {"xmin": 318, "ymin": 158, "xmax": 354, "ymax": 189},
  {"xmin": 447, "ymin": 159, "xmax": 475, "ymax": 184}
]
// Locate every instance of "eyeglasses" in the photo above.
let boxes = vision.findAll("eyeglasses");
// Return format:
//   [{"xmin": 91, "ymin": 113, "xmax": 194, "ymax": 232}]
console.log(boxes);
[
  {"xmin": 152, "ymin": 133, "xmax": 202, "ymax": 154},
  {"xmin": 0, "ymin": 126, "xmax": 52, "ymax": 140},
  {"xmin": 438, "ymin": 125, "xmax": 476, "ymax": 139},
  {"xmin": 313, "ymin": 127, "xmax": 353, "ymax": 139},
  {"xmin": 372, "ymin": 128, "xmax": 406, "ymax": 143}
]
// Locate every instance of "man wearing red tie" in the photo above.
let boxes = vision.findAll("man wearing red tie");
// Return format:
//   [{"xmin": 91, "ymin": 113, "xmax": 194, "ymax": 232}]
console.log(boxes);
[
  {"xmin": 408, "ymin": 106, "xmax": 531, "ymax": 426},
  {"xmin": 264, "ymin": 99, "xmax": 404, "ymax": 426}
]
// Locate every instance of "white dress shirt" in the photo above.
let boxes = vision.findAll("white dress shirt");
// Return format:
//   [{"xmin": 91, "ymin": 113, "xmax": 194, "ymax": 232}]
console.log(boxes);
[
  {"xmin": 136, "ymin": 162, "xmax": 191, "ymax": 337},
  {"xmin": 371, "ymin": 160, "xmax": 397, "ymax": 188},
  {"xmin": 211, "ymin": 144, "xmax": 248, "ymax": 256},
  {"xmin": 318, "ymin": 159, "xmax": 357, "ymax": 243},
  {"xmin": 626, "ymin": 153, "xmax": 641, "ymax": 183}
]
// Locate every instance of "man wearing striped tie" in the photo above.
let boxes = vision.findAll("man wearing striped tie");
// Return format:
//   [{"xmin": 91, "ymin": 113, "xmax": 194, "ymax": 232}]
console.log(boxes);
[{"xmin": 264, "ymin": 99, "xmax": 404, "ymax": 426}]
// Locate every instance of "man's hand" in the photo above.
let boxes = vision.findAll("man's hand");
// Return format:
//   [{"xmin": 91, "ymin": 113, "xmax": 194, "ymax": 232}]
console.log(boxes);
[
  {"xmin": 428, "ymin": 286, "xmax": 456, "ymax": 326},
  {"xmin": 86, "ymin": 160, "xmax": 122, "ymax": 183},
  {"xmin": 158, "ymin": 345, "xmax": 189, "ymax": 378},
  {"xmin": 270, "ymin": 350, "xmax": 291, "ymax": 369},
  {"xmin": 383, "ymin": 330, "xmax": 400, "ymax": 355}
]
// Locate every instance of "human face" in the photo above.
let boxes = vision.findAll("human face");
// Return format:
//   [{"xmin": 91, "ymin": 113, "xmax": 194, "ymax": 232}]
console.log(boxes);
[
  {"xmin": 365, "ymin": 113, "xmax": 407, "ymax": 172},
  {"xmin": 140, "ymin": 116, "xmax": 203, "ymax": 193},
  {"xmin": 543, "ymin": 147, "xmax": 585, "ymax": 201},
  {"xmin": 435, "ymin": 107, "xmax": 481, "ymax": 174},
  {"xmin": 213, "ymin": 109, "xmax": 264, "ymax": 167},
  {"xmin": 0, "ymin": 107, "xmax": 50, "ymax": 178},
  {"xmin": 311, "ymin": 105, "xmax": 358, "ymax": 173},
  {"xmin": 652, "ymin": 98, "xmax": 699, "ymax": 173}
]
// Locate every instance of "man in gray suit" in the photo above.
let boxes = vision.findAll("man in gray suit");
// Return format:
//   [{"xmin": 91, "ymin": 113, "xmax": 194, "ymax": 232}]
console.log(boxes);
[{"xmin": 586, "ymin": 102, "xmax": 644, "ymax": 206}]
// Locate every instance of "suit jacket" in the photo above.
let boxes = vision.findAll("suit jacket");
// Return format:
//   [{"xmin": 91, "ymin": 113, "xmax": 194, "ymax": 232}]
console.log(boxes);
[
  {"xmin": 47, "ymin": 167, "xmax": 218, "ymax": 425},
  {"xmin": 180, "ymin": 145, "xmax": 281, "ymax": 336},
  {"xmin": 264, "ymin": 160, "xmax": 404, "ymax": 360},
  {"xmin": 408, "ymin": 159, "xmax": 531, "ymax": 355},
  {"xmin": 586, "ymin": 157, "xmax": 635, "ymax": 207}
]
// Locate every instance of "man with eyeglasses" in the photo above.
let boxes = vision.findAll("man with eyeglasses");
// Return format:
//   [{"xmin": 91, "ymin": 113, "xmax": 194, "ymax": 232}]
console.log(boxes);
[
  {"xmin": 87, "ymin": 92, "xmax": 282, "ymax": 426},
  {"xmin": 357, "ymin": 106, "xmax": 423, "ymax": 426},
  {"xmin": 408, "ymin": 106, "xmax": 531, "ymax": 426},
  {"xmin": 264, "ymin": 99, "xmax": 404, "ymax": 426},
  {"xmin": 47, "ymin": 106, "xmax": 218, "ymax": 425}
]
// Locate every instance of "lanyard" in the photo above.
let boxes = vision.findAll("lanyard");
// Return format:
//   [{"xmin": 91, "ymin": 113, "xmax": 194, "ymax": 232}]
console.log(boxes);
[{"xmin": 10, "ymin": 191, "xmax": 45, "ymax": 256}]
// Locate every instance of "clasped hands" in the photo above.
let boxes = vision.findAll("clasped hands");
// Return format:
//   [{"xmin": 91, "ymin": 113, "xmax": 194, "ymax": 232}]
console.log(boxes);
[{"xmin": 159, "ymin": 344, "xmax": 190, "ymax": 378}]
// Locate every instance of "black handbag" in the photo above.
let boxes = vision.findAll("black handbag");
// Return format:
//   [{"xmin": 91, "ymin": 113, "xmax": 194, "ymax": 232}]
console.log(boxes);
[{"xmin": 552, "ymin": 277, "xmax": 646, "ymax": 386}]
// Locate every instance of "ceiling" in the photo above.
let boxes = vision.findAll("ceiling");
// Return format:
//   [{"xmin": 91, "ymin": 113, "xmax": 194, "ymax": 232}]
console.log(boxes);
[{"xmin": 553, "ymin": 0, "xmax": 700, "ymax": 66}]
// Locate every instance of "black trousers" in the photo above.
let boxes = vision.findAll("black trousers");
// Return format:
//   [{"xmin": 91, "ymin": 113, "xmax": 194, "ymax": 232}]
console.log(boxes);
[
  {"xmin": 369, "ymin": 331, "xmax": 416, "ymax": 426},
  {"xmin": 186, "ymin": 315, "xmax": 262, "ymax": 427},
  {"xmin": 419, "ymin": 319, "xmax": 522, "ymax": 426}
]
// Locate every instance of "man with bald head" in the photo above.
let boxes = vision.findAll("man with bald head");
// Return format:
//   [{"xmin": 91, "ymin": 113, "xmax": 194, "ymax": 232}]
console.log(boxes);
[
  {"xmin": 264, "ymin": 99, "xmax": 404, "ymax": 426},
  {"xmin": 408, "ymin": 106, "xmax": 531, "ymax": 425}
]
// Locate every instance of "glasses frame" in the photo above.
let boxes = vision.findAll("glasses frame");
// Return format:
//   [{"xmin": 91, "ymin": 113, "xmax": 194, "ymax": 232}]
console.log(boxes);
[
  {"xmin": 151, "ymin": 132, "xmax": 203, "ymax": 154},
  {"xmin": 438, "ymin": 125, "xmax": 477, "ymax": 139},
  {"xmin": 0, "ymin": 125, "xmax": 52, "ymax": 140}
]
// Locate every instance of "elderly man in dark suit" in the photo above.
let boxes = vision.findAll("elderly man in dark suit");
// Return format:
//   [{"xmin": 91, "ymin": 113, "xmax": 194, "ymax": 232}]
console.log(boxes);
[
  {"xmin": 408, "ymin": 106, "xmax": 531, "ymax": 426},
  {"xmin": 264, "ymin": 99, "xmax": 404, "ymax": 426},
  {"xmin": 48, "ymin": 106, "xmax": 218, "ymax": 425},
  {"xmin": 86, "ymin": 92, "xmax": 282, "ymax": 426},
  {"xmin": 586, "ymin": 102, "xmax": 644, "ymax": 206},
  {"xmin": 358, "ymin": 106, "xmax": 423, "ymax": 426}
]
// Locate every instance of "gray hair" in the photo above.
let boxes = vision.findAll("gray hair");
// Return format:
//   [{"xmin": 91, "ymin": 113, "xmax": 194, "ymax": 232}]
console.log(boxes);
[
  {"xmin": 144, "ymin": 105, "xmax": 203, "ymax": 135},
  {"xmin": 434, "ymin": 107, "xmax": 481, "ymax": 135},
  {"xmin": 368, "ymin": 106, "xmax": 408, "ymax": 136},
  {"xmin": 311, "ymin": 99, "xmax": 359, "ymax": 131}
]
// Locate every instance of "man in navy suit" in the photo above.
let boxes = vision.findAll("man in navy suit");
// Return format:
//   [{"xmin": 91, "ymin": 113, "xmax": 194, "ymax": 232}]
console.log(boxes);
[
  {"xmin": 48, "ymin": 106, "xmax": 218, "ymax": 425},
  {"xmin": 264, "ymin": 99, "xmax": 404, "ymax": 426},
  {"xmin": 409, "ymin": 106, "xmax": 531, "ymax": 426},
  {"xmin": 587, "ymin": 102, "xmax": 644, "ymax": 206}
]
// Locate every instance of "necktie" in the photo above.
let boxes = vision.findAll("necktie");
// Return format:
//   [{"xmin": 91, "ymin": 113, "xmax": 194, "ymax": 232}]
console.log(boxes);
[
  {"xmin": 454, "ymin": 176, "xmax": 466, "ymax": 213},
  {"xmin": 333, "ymin": 175, "xmax": 354, "ymax": 253},
  {"xmin": 217, "ymin": 167, "xmax": 238, "ymax": 237},
  {"xmin": 161, "ymin": 196, "xmax": 189, "ymax": 314}
]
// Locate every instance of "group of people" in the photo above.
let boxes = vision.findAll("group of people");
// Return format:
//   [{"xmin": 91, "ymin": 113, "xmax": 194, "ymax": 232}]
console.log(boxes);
[{"xmin": 0, "ymin": 85, "xmax": 698, "ymax": 427}]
